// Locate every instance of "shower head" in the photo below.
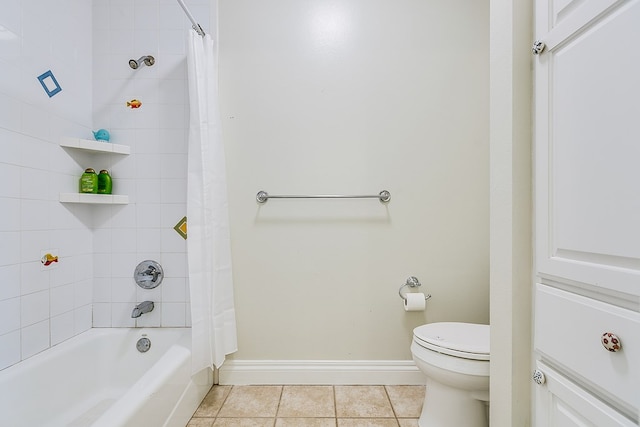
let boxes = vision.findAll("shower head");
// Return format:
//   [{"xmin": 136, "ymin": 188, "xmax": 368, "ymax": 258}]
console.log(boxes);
[{"xmin": 129, "ymin": 55, "xmax": 155, "ymax": 70}]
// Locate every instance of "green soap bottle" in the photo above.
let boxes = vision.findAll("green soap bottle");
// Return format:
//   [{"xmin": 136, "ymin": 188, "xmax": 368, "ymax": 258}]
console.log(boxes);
[
  {"xmin": 98, "ymin": 170, "xmax": 112, "ymax": 194},
  {"xmin": 79, "ymin": 168, "xmax": 98, "ymax": 193}
]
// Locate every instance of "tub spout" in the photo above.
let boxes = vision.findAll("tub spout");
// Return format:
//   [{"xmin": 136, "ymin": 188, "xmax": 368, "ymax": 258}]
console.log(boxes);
[{"xmin": 131, "ymin": 301, "xmax": 154, "ymax": 318}]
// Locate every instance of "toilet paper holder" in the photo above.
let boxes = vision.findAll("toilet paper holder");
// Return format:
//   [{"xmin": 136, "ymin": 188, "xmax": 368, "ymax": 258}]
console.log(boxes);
[{"xmin": 398, "ymin": 276, "xmax": 432, "ymax": 301}]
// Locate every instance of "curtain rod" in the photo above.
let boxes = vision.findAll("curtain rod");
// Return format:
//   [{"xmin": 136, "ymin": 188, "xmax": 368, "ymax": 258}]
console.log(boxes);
[{"xmin": 177, "ymin": 0, "xmax": 206, "ymax": 36}]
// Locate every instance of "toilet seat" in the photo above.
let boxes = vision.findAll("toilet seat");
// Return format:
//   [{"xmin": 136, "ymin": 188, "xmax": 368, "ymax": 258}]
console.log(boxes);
[{"xmin": 413, "ymin": 322, "xmax": 490, "ymax": 361}]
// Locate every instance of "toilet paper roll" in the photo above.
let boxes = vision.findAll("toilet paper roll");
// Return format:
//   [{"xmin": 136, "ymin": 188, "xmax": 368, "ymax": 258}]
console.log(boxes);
[{"xmin": 404, "ymin": 293, "xmax": 426, "ymax": 311}]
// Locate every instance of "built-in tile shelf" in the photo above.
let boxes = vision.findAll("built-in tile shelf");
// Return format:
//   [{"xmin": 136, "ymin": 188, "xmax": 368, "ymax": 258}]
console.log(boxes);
[
  {"xmin": 59, "ymin": 136, "xmax": 130, "ymax": 205},
  {"xmin": 59, "ymin": 137, "xmax": 130, "ymax": 155},
  {"xmin": 59, "ymin": 193, "xmax": 129, "ymax": 204}
]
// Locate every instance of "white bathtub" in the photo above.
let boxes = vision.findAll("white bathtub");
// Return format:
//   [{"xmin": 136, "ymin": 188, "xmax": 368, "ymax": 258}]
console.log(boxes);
[{"xmin": 0, "ymin": 328, "xmax": 212, "ymax": 427}]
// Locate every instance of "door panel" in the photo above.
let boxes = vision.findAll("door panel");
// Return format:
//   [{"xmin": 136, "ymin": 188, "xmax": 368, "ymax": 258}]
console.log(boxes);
[{"xmin": 535, "ymin": 0, "xmax": 640, "ymax": 295}]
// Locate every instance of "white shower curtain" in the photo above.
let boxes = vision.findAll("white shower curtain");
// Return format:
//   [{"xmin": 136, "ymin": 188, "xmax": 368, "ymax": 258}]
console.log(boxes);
[{"xmin": 186, "ymin": 31, "xmax": 237, "ymax": 374}]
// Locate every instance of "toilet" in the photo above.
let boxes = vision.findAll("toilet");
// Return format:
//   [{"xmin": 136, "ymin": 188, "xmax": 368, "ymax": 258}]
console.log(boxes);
[{"xmin": 411, "ymin": 322, "xmax": 490, "ymax": 427}]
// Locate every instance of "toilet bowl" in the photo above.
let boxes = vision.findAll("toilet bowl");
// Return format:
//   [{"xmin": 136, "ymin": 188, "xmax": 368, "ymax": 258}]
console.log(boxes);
[{"xmin": 411, "ymin": 322, "xmax": 490, "ymax": 427}]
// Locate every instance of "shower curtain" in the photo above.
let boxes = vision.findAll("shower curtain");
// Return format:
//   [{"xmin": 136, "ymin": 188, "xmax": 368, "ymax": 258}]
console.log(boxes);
[{"xmin": 186, "ymin": 31, "xmax": 237, "ymax": 374}]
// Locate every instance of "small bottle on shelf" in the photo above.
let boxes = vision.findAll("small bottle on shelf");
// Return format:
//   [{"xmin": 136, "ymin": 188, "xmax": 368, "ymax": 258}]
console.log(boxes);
[
  {"xmin": 97, "ymin": 170, "xmax": 112, "ymax": 194},
  {"xmin": 79, "ymin": 168, "xmax": 98, "ymax": 193}
]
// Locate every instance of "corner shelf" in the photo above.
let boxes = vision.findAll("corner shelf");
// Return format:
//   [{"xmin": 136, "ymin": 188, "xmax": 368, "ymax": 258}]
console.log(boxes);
[
  {"xmin": 59, "ymin": 136, "xmax": 130, "ymax": 205},
  {"xmin": 59, "ymin": 193, "xmax": 129, "ymax": 205},
  {"xmin": 59, "ymin": 137, "xmax": 130, "ymax": 155}
]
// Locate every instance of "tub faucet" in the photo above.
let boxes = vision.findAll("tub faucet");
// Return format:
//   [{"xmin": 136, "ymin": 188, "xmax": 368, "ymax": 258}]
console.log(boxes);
[{"xmin": 131, "ymin": 301, "xmax": 154, "ymax": 318}]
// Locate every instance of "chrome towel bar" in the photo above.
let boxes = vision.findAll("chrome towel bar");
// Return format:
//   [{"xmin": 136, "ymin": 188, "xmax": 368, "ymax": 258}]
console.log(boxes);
[{"xmin": 256, "ymin": 190, "xmax": 391, "ymax": 204}]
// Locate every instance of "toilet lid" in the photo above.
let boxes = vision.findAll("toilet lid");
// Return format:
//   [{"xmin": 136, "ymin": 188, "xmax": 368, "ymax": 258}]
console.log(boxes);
[{"xmin": 413, "ymin": 322, "xmax": 490, "ymax": 360}]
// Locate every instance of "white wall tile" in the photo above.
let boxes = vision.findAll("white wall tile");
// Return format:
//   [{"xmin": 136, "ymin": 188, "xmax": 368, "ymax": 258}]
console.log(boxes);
[
  {"xmin": 74, "ymin": 305, "xmax": 92, "ymax": 334},
  {"xmin": 21, "ymin": 290, "xmax": 49, "ymax": 327},
  {"xmin": 161, "ymin": 252, "xmax": 187, "ymax": 278},
  {"xmin": 111, "ymin": 252, "xmax": 137, "ymax": 278},
  {"xmin": 93, "ymin": 303, "xmax": 112, "ymax": 327},
  {"xmin": 161, "ymin": 277, "xmax": 186, "ymax": 302},
  {"xmin": 93, "ymin": 229, "xmax": 113, "ymax": 253},
  {"xmin": 0, "ymin": 164, "xmax": 20, "ymax": 198},
  {"xmin": 160, "ymin": 179, "xmax": 186, "ymax": 204},
  {"xmin": 136, "ymin": 203, "xmax": 162, "ymax": 228},
  {"xmin": 0, "ymin": 297, "xmax": 21, "ymax": 335},
  {"xmin": 136, "ymin": 284, "xmax": 162, "ymax": 303},
  {"xmin": 75, "ymin": 280, "xmax": 93, "ymax": 308},
  {"xmin": 50, "ymin": 283, "xmax": 75, "ymax": 317},
  {"xmin": 112, "ymin": 277, "xmax": 136, "ymax": 303},
  {"xmin": 136, "ymin": 228, "xmax": 162, "ymax": 253},
  {"xmin": 134, "ymin": 29, "xmax": 160, "ymax": 53},
  {"xmin": 0, "ymin": 128, "xmax": 22, "ymax": 166},
  {"xmin": 161, "ymin": 302, "xmax": 185, "ymax": 327},
  {"xmin": 0, "ymin": 198, "xmax": 20, "ymax": 235},
  {"xmin": 0, "ymin": 331, "xmax": 21, "ymax": 370},
  {"xmin": 0, "ymin": 264, "xmax": 20, "ymax": 301},
  {"xmin": 50, "ymin": 311, "xmax": 74, "ymax": 346},
  {"xmin": 93, "ymin": 278, "xmax": 112, "ymax": 303},
  {"xmin": 111, "ymin": 228, "xmax": 137, "ymax": 253},
  {"xmin": 20, "ymin": 230, "xmax": 49, "ymax": 262},
  {"xmin": 50, "ymin": 260, "xmax": 74, "ymax": 288},
  {"xmin": 20, "ymin": 169, "xmax": 51, "ymax": 203},
  {"xmin": 158, "ymin": 29, "xmax": 186, "ymax": 54},
  {"xmin": 20, "ymin": 262, "xmax": 50, "ymax": 295},
  {"xmin": 73, "ymin": 254, "xmax": 93, "ymax": 282},
  {"xmin": 161, "ymin": 228, "xmax": 186, "ymax": 253},
  {"xmin": 134, "ymin": 0, "xmax": 159, "ymax": 30},
  {"xmin": 93, "ymin": 253, "xmax": 112, "ymax": 278},
  {"xmin": 136, "ymin": 154, "xmax": 162, "ymax": 178},
  {"xmin": 0, "ymin": 231, "xmax": 20, "ymax": 266},
  {"xmin": 133, "ymin": 128, "xmax": 160, "ymax": 154},
  {"xmin": 154, "ymin": 54, "xmax": 186, "ymax": 82},
  {"xmin": 20, "ymin": 200, "xmax": 51, "ymax": 231},
  {"xmin": 111, "ymin": 204, "xmax": 137, "ymax": 228},
  {"xmin": 21, "ymin": 320, "xmax": 50, "ymax": 359},
  {"xmin": 160, "ymin": 154, "xmax": 187, "ymax": 179}
]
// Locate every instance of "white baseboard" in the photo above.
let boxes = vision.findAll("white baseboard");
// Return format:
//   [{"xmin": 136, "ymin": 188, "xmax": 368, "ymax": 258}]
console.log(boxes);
[{"xmin": 218, "ymin": 360, "xmax": 426, "ymax": 385}]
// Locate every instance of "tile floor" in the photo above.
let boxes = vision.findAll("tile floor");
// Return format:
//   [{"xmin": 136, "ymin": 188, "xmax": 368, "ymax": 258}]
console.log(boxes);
[{"xmin": 187, "ymin": 385, "xmax": 425, "ymax": 427}]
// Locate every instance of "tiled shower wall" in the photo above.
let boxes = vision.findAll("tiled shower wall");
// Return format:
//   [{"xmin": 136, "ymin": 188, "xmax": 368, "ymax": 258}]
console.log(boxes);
[
  {"xmin": 0, "ymin": 0, "xmax": 210, "ymax": 370},
  {"xmin": 0, "ymin": 0, "xmax": 94, "ymax": 369},
  {"xmin": 90, "ymin": 0, "xmax": 211, "ymax": 328}
]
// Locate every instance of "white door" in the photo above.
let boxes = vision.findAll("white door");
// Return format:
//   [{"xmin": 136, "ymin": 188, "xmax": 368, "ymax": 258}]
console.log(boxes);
[{"xmin": 533, "ymin": 0, "xmax": 640, "ymax": 425}]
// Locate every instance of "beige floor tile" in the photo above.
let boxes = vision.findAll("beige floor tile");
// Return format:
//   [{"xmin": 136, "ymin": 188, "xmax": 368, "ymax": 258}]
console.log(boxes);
[
  {"xmin": 213, "ymin": 418, "xmax": 275, "ymax": 427},
  {"xmin": 276, "ymin": 418, "xmax": 337, "ymax": 427},
  {"xmin": 217, "ymin": 385, "xmax": 283, "ymax": 418},
  {"xmin": 193, "ymin": 385, "xmax": 232, "ymax": 417},
  {"xmin": 335, "ymin": 386, "xmax": 395, "ymax": 418},
  {"xmin": 385, "ymin": 386, "xmax": 425, "ymax": 418},
  {"xmin": 397, "ymin": 419, "xmax": 420, "ymax": 427},
  {"xmin": 187, "ymin": 418, "xmax": 215, "ymax": 427},
  {"xmin": 277, "ymin": 386, "xmax": 335, "ymax": 418},
  {"xmin": 337, "ymin": 419, "xmax": 399, "ymax": 427}
]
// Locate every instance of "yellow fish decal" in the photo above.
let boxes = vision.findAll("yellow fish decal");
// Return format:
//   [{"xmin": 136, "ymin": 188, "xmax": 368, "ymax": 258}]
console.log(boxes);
[
  {"xmin": 41, "ymin": 253, "xmax": 59, "ymax": 266},
  {"xmin": 127, "ymin": 99, "xmax": 142, "ymax": 109}
]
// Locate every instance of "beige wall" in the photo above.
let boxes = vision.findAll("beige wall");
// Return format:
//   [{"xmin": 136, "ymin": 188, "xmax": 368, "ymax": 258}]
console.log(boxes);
[{"xmin": 218, "ymin": 0, "xmax": 490, "ymax": 360}]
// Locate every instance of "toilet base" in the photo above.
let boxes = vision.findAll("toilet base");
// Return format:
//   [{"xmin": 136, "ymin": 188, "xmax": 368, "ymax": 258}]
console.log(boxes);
[{"xmin": 419, "ymin": 379, "xmax": 488, "ymax": 427}]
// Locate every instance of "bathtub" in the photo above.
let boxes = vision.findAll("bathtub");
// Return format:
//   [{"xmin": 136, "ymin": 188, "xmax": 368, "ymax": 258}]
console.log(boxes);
[{"xmin": 0, "ymin": 328, "xmax": 212, "ymax": 427}]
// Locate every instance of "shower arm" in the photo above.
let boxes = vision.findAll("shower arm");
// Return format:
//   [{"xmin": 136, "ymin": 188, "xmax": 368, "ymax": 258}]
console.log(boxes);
[{"xmin": 177, "ymin": 0, "xmax": 206, "ymax": 37}]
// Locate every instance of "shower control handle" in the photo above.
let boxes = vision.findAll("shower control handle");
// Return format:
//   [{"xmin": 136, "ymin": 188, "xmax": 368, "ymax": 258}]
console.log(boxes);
[{"xmin": 134, "ymin": 260, "xmax": 164, "ymax": 289}]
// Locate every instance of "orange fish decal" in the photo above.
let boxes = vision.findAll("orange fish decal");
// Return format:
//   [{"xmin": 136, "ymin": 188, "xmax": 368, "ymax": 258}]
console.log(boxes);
[
  {"xmin": 41, "ymin": 253, "xmax": 59, "ymax": 266},
  {"xmin": 127, "ymin": 99, "xmax": 142, "ymax": 109}
]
